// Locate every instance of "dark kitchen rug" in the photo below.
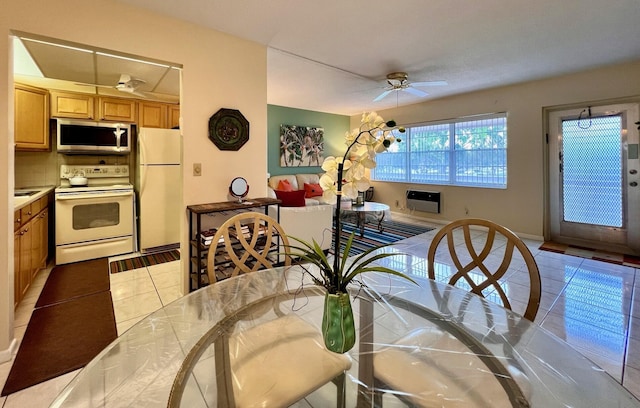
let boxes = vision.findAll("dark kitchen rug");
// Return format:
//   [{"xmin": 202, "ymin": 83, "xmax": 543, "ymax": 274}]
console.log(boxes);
[
  {"xmin": 1, "ymin": 291, "xmax": 117, "ymax": 396},
  {"xmin": 109, "ymin": 249, "xmax": 180, "ymax": 273},
  {"xmin": 35, "ymin": 257, "xmax": 110, "ymax": 308},
  {"xmin": 331, "ymin": 220, "xmax": 434, "ymax": 257},
  {"xmin": 539, "ymin": 241, "xmax": 640, "ymax": 267}
]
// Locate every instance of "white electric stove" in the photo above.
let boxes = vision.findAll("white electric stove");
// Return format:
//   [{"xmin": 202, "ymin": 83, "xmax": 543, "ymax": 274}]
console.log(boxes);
[{"xmin": 55, "ymin": 165, "xmax": 135, "ymax": 265}]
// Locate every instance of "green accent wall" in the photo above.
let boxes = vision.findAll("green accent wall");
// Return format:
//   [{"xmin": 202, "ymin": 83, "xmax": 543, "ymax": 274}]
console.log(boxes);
[{"xmin": 268, "ymin": 105, "xmax": 350, "ymax": 176}]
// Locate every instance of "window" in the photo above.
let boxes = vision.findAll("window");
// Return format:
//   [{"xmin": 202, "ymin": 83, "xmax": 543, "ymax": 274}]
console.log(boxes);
[{"xmin": 372, "ymin": 113, "xmax": 507, "ymax": 188}]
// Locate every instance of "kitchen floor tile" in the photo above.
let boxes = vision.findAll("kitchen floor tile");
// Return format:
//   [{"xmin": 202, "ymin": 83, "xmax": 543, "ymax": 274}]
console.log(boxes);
[
  {"xmin": 109, "ymin": 267, "xmax": 151, "ymax": 285},
  {"xmin": 2, "ymin": 369, "xmax": 78, "ymax": 408},
  {"xmin": 157, "ymin": 284, "xmax": 183, "ymax": 306},
  {"xmin": 110, "ymin": 275, "xmax": 156, "ymax": 301},
  {"xmin": 149, "ymin": 269, "xmax": 181, "ymax": 289},
  {"xmin": 112, "ymin": 291, "xmax": 162, "ymax": 323}
]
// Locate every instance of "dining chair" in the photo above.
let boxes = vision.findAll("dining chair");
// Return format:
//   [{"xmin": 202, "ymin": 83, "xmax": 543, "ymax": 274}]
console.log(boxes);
[
  {"xmin": 426, "ymin": 217, "xmax": 541, "ymax": 321},
  {"xmin": 206, "ymin": 211, "xmax": 291, "ymax": 283},
  {"xmin": 204, "ymin": 211, "xmax": 352, "ymax": 407},
  {"xmin": 371, "ymin": 218, "xmax": 541, "ymax": 406}
]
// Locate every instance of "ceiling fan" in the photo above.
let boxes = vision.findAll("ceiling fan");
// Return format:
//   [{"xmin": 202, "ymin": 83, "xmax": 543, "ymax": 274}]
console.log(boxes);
[
  {"xmin": 373, "ymin": 72, "xmax": 447, "ymax": 102},
  {"xmin": 76, "ymin": 74, "xmax": 147, "ymax": 97}
]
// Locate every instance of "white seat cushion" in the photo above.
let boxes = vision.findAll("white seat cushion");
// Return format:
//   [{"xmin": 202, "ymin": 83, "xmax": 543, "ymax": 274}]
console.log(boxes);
[
  {"xmin": 228, "ymin": 314, "xmax": 352, "ymax": 407},
  {"xmin": 373, "ymin": 327, "xmax": 530, "ymax": 408}
]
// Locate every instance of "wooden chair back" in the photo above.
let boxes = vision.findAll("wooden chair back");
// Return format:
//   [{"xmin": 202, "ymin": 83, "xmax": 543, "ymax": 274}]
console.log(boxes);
[
  {"xmin": 207, "ymin": 212, "xmax": 291, "ymax": 284},
  {"xmin": 427, "ymin": 218, "xmax": 541, "ymax": 321}
]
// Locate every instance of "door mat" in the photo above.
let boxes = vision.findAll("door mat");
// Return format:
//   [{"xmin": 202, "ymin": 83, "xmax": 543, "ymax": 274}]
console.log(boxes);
[
  {"xmin": 109, "ymin": 249, "xmax": 180, "ymax": 274},
  {"xmin": 35, "ymin": 258, "xmax": 110, "ymax": 308},
  {"xmin": 539, "ymin": 242, "xmax": 640, "ymax": 267},
  {"xmin": 331, "ymin": 220, "xmax": 434, "ymax": 257},
  {"xmin": 1, "ymin": 291, "xmax": 117, "ymax": 396}
]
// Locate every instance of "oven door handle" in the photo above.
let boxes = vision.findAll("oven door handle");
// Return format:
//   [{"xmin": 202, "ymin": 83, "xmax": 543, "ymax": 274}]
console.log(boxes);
[{"xmin": 56, "ymin": 192, "xmax": 133, "ymax": 200}]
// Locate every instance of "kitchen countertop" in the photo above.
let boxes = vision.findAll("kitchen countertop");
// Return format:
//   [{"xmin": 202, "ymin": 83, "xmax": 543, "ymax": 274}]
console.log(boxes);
[{"xmin": 14, "ymin": 186, "xmax": 56, "ymax": 211}]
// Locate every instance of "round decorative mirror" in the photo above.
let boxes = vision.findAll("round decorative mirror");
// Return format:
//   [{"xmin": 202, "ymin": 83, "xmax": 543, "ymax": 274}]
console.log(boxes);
[{"xmin": 229, "ymin": 177, "xmax": 249, "ymax": 202}]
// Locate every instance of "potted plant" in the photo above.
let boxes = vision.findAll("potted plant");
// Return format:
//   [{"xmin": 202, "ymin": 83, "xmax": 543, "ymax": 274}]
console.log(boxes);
[{"xmin": 287, "ymin": 112, "xmax": 417, "ymax": 353}]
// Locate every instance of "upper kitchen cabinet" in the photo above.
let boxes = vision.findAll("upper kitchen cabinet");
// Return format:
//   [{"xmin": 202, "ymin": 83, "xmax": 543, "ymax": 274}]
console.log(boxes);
[
  {"xmin": 14, "ymin": 83, "xmax": 50, "ymax": 151},
  {"xmin": 50, "ymin": 90, "xmax": 95, "ymax": 119},
  {"xmin": 168, "ymin": 104, "xmax": 180, "ymax": 129},
  {"xmin": 138, "ymin": 101, "xmax": 167, "ymax": 128},
  {"xmin": 98, "ymin": 97, "xmax": 137, "ymax": 122}
]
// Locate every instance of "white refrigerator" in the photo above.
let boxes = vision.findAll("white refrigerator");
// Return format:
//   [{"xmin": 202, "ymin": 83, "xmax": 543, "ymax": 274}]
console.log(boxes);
[{"xmin": 137, "ymin": 127, "xmax": 182, "ymax": 253}]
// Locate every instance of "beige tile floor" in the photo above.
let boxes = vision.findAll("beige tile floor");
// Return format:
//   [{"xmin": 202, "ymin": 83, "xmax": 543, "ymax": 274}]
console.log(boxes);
[
  {"xmin": 0, "ymin": 255, "xmax": 182, "ymax": 408},
  {"xmin": 1, "ymin": 216, "xmax": 640, "ymax": 406}
]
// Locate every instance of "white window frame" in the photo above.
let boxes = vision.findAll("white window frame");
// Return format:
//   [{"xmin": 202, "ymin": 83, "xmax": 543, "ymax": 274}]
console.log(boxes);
[{"xmin": 372, "ymin": 112, "xmax": 508, "ymax": 189}]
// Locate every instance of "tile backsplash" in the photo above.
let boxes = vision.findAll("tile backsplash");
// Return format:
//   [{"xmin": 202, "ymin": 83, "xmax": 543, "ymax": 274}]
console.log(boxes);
[{"xmin": 15, "ymin": 151, "xmax": 131, "ymax": 188}]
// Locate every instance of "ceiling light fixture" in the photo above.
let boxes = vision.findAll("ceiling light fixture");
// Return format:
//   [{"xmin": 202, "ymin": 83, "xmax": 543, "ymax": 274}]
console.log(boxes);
[{"xmin": 95, "ymin": 52, "xmax": 172, "ymax": 69}]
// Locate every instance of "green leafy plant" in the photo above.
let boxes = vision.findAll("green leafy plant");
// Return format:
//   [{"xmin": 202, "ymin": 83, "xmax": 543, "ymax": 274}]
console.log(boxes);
[{"xmin": 287, "ymin": 235, "xmax": 417, "ymax": 294}]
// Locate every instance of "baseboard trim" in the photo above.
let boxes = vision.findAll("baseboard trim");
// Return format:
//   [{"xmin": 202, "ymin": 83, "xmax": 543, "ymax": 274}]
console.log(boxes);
[
  {"xmin": 0, "ymin": 338, "xmax": 18, "ymax": 363},
  {"xmin": 389, "ymin": 211, "xmax": 544, "ymax": 242}
]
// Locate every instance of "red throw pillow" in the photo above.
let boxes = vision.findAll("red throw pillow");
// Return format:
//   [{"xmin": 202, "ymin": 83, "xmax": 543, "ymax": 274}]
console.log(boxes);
[
  {"xmin": 303, "ymin": 183, "xmax": 323, "ymax": 198},
  {"xmin": 274, "ymin": 189, "xmax": 306, "ymax": 207},
  {"xmin": 276, "ymin": 179, "xmax": 294, "ymax": 192}
]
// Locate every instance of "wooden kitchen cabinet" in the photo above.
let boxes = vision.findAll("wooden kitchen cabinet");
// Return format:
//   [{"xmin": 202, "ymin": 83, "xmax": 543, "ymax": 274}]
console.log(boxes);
[
  {"xmin": 50, "ymin": 90, "xmax": 95, "ymax": 119},
  {"xmin": 14, "ymin": 214, "xmax": 32, "ymax": 308},
  {"xmin": 138, "ymin": 101, "xmax": 167, "ymax": 128},
  {"xmin": 14, "ymin": 83, "xmax": 50, "ymax": 151},
  {"xmin": 168, "ymin": 104, "xmax": 180, "ymax": 129},
  {"xmin": 32, "ymin": 208, "xmax": 49, "ymax": 277},
  {"xmin": 98, "ymin": 97, "xmax": 137, "ymax": 122},
  {"xmin": 14, "ymin": 195, "xmax": 50, "ymax": 308}
]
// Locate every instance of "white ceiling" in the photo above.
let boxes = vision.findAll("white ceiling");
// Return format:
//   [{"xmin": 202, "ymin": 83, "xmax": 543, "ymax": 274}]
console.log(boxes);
[{"xmin": 19, "ymin": 1, "xmax": 640, "ymax": 115}]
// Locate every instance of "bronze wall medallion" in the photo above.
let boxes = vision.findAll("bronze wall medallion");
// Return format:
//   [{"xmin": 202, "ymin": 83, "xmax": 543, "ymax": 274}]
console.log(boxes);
[{"xmin": 208, "ymin": 108, "xmax": 249, "ymax": 151}]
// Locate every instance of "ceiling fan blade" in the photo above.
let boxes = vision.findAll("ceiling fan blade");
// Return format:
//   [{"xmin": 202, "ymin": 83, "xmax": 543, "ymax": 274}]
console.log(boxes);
[
  {"xmin": 404, "ymin": 87, "xmax": 428, "ymax": 97},
  {"xmin": 373, "ymin": 89, "xmax": 393, "ymax": 102},
  {"xmin": 411, "ymin": 80, "xmax": 448, "ymax": 87}
]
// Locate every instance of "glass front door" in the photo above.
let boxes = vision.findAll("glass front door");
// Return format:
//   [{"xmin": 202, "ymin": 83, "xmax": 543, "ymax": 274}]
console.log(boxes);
[{"xmin": 547, "ymin": 103, "xmax": 640, "ymax": 254}]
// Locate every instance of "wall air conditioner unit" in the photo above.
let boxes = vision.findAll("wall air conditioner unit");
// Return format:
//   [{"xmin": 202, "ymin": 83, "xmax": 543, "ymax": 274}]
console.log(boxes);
[{"xmin": 406, "ymin": 190, "xmax": 441, "ymax": 214}]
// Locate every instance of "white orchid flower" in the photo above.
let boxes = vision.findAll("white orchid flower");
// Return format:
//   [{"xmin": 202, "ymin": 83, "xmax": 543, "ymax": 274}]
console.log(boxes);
[
  {"xmin": 341, "ymin": 178, "xmax": 371, "ymax": 199},
  {"xmin": 322, "ymin": 156, "xmax": 351, "ymax": 173},
  {"xmin": 319, "ymin": 173, "xmax": 340, "ymax": 201}
]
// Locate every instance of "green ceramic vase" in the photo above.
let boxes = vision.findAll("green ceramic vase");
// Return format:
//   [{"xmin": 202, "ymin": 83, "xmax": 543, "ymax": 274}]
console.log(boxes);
[{"xmin": 322, "ymin": 292, "xmax": 356, "ymax": 353}]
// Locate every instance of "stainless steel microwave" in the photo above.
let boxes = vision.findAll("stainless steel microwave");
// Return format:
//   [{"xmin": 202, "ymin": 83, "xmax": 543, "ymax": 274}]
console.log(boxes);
[{"xmin": 57, "ymin": 119, "xmax": 131, "ymax": 155}]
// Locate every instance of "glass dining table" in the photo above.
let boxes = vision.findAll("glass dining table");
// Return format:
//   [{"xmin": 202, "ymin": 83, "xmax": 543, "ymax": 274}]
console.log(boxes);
[{"xmin": 50, "ymin": 264, "xmax": 640, "ymax": 407}]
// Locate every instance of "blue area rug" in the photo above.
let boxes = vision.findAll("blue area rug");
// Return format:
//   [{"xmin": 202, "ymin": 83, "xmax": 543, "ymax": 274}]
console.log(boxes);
[{"xmin": 331, "ymin": 220, "xmax": 434, "ymax": 257}]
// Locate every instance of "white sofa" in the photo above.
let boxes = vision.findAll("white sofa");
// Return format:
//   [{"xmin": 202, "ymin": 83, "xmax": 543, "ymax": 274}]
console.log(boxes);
[{"xmin": 267, "ymin": 173, "xmax": 334, "ymax": 251}]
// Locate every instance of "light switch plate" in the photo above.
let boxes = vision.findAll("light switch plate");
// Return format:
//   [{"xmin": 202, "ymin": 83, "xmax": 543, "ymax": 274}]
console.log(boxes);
[{"xmin": 193, "ymin": 163, "xmax": 202, "ymax": 176}]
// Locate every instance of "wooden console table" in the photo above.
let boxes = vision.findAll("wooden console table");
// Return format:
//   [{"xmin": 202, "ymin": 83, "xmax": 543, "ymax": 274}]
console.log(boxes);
[{"xmin": 186, "ymin": 197, "xmax": 281, "ymax": 291}]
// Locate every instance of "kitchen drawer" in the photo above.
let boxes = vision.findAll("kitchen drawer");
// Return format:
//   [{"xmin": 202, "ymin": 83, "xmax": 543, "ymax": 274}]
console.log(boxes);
[
  {"xmin": 20, "ymin": 204, "xmax": 35, "ymax": 225},
  {"xmin": 31, "ymin": 195, "xmax": 48, "ymax": 215}
]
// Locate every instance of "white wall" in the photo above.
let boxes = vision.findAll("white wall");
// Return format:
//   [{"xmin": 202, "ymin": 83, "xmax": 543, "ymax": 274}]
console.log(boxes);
[
  {"xmin": 363, "ymin": 61, "xmax": 640, "ymax": 237},
  {"xmin": 1, "ymin": 0, "xmax": 268, "ymax": 359}
]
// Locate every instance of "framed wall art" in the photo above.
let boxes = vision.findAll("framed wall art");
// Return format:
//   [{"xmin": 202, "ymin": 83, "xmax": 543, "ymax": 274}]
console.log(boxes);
[{"xmin": 280, "ymin": 124, "xmax": 324, "ymax": 167}]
